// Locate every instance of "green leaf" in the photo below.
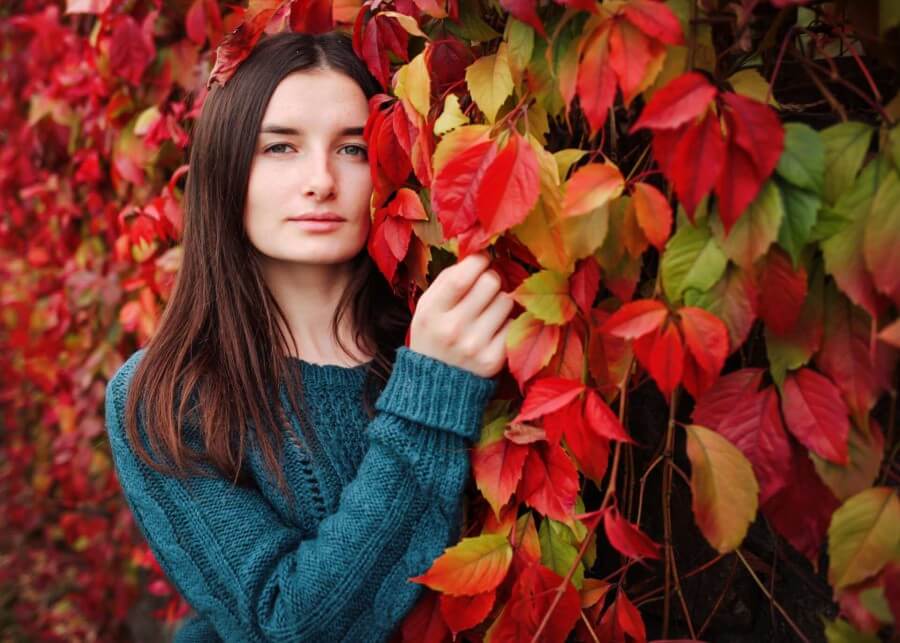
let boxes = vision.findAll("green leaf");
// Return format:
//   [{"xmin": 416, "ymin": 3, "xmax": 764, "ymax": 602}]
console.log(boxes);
[
  {"xmin": 661, "ymin": 216, "xmax": 728, "ymax": 303},
  {"xmin": 512, "ymin": 270, "xmax": 577, "ymax": 325},
  {"xmin": 822, "ymin": 122, "xmax": 874, "ymax": 206},
  {"xmin": 777, "ymin": 178, "xmax": 820, "ymax": 266},
  {"xmin": 777, "ymin": 122, "xmax": 824, "ymax": 192},
  {"xmin": 684, "ymin": 424, "xmax": 759, "ymax": 553},
  {"xmin": 505, "ymin": 18, "xmax": 534, "ymax": 77},
  {"xmin": 465, "ymin": 43, "xmax": 514, "ymax": 124},
  {"xmin": 812, "ymin": 423, "xmax": 885, "ymax": 503},
  {"xmin": 821, "ymin": 158, "xmax": 890, "ymax": 315},
  {"xmin": 881, "ymin": 0, "xmax": 900, "ymax": 35},
  {"xmin": 765, "ymin": 259, "xmax": 823, "ymax": 385},
  {"xmin": 828, "ymin": 487, "xmax": 900, "ymax": 589},
  {"xmin": 711, "ymin": 180, "xmax": 783, "ymax": 270},
  {"xmin": 823, "ymin": 618, "xmax": 881, "ymax": 643},
  {"xmin": 862, "ymin": 168, "xmax": 900, "ymax": 302},
  {"xmin": 538, "ymin": 518, "xmax": 584, "ymax": 589},
  {"xmin": 446, "ymin": 0, "xmax": 501, "ymax": 41},
  {"xmin": 685, "ymin": 264, "xmax": 757, "ymax": 350}
]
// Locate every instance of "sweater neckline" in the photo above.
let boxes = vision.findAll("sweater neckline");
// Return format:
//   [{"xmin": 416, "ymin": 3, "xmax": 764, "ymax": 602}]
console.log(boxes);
[{"xmin": 287, "ymin": 356, "xmax": 373, "ymax": 386}]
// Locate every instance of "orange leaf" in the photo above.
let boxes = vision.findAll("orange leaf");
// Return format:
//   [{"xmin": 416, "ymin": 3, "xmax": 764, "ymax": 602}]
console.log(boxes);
[
  {"xmin": 630, "ymin": 182, "xmax": 672, "ymax": 250},
  {"xmin": 409, "ymin": 533, "xmax": 513, "ymax": 596}
]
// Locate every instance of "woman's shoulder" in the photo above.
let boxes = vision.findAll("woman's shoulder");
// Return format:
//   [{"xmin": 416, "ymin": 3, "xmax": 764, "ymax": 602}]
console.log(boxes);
[{"xmin": 106, "ymin": 348, "xmax": 147, "ymax": 413}]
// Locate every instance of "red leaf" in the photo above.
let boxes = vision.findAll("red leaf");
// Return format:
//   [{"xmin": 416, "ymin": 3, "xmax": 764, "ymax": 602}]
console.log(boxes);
[
  {"xmin": 585, "ymin": 390, "xmax": 634, "ymax": 443},
  {"xmin": 556, "ymin": 401, "xmax": 610, "ymax": 483},
  {"xmin": 439, "ymin": 590, "xmax": 496, "ymax": 635},
  {"xmin": 209, "ymin": 3, "xmax": 280, "ymax": 87},
  {"xmin": 488, "ymin": 562, "xmax": 581, "ymax": 643},
  {"xmin": 576, "ymin": 25, "xmax": 617, "ymax": 134},
  {"xmin": 431, "ymin": 140, "xmax": 497, "ymax": 238},
  {"xmin": 631, "ymin": 72, "xmax": 718, "ymax": 132},
  {"xmin": 289, "ymin": 0, "xmax": 333, "ymax": 33},
  {"xmin": 361, "ymin": 14, "xmax": 409, "ymax": 90},
  {"xmin": 608, "ymin": 20, "xmax": 660, "ymax": 106},
  {"xmin": 630, "ymin": 182, "xmax": 672, "ymax": 250},
  {"xmin": 513, "ymin": 377, "xmax": 586, "ymax": 423},
  {"xmin": 368, "ymin": 208, "xmax": 410, "ymax": 282},
  {"xmin": 633, "ymin": 322, "xmax": 684, "ymax": 398},
  {"xmin": 817, "ymin": 292, "xmax": 898, "ymax": 419},
  {"xmin": 669, "ymin": 110, "xmax": 726, "ymax": 217},
  {"xmin": 507, "ymin": 316, "xmax": 561, "ymax": 389},
  {"xmin": 498, "ymin": 0, "xmax": 546, "ymax": 36},
  {"xmin": 721, "ymin": 92, "xmax": 784, "ymax": 182},
  {"xmin": 377, "ymin": 108, "xmax": 413, "ymax": 186},
  {"xmin": 109, "ymin": 14, "xmax": 156, "ymax": 86},
  {"xmin": 388, "ymin": 188, "xmax": 429, "ymax": 221},
  {"xmin": 694, "ymin": 375, "xmax": 792, "ymax": 504},
  {"xmin": 571, "ymin": 257, "xmax": 601, "ymax": 316},
  {"xmin": 604, "ymin": 507, "xmax": 661, "ymax": 559},
  {"xmin": 600, "ymin": 299, "xmax": 668, "ymax": 339},
  {"xmin": 678, "ymin": 307, "xmax": 729, "ymax": 378},
  {"xmin": 621, "ymin": 0, "xmax": 685, "ymax": 45},
  {"xmin": 757, "ymin": 248, "xmax": 808, "ymax": 335},
  {"xmin": 185, "ymin": 0, "xmax": 208, "ymax": 44},
  {"xmin": 596, "ymin": 590, "xmax": 648, "ymax": 642},
  {"xmin": 761, "ymin": 443, "xmax": 839, "ymax": 563},
  {"xmin": 476, "ymin": 133, "xmax": 541, "ymax": 237},
  {"xmin": 472, "ymin": 436, "xmax": 530, "ymax": 517},
  {"xmin": 426, "ymin": 39, "xmax": 475, "ymax": 95},
  {"xmin": 519, "ymin": 443, "xmax": 579, "ymax": 520},
  {"xmin": 781, "ymin": 368, "xmax": 850, "ymax": 465},
  {"xmin": 399, "ymin": 590, "xmax": 452, "ymax": 643},
  {"xmin": 714, "ymin": 135, "xmax": 764, "ymax": 232}
]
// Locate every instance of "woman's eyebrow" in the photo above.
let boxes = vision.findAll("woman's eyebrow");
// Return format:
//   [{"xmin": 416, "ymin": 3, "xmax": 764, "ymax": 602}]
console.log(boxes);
[{"xmin": 259, "ymin": 124, "xmax": 365, "ymax": 136}]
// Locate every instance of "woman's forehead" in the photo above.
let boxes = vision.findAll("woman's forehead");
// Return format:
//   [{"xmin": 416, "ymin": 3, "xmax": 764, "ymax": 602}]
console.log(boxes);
[{"xmin": 261, "ymin": 69, "xmax": 369, "ymax": 131}]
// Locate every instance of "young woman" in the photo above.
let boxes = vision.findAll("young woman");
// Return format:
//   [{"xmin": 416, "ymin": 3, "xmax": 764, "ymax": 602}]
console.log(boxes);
[{"xmin": 105, "ymin": 31, "xmax": 514, "ymax": 642}]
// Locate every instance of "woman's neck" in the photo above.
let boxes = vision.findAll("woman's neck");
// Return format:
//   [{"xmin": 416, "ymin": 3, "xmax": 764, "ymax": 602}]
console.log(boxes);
[{"xmin": 259, "ymin": 257, "xmax": 372, "ymax": 366}]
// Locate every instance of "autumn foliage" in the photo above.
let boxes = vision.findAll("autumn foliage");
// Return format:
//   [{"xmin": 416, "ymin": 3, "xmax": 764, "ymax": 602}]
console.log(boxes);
[{"xmin": 2, "ymin": 0, "xmax": 900, "ymax": 640}]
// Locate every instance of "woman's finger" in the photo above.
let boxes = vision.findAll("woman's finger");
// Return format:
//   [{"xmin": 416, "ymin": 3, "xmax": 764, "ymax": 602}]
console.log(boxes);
[
  {"xmin": 451, "ymin": 269, "xmax": 503, "ymax": 321},
  {"xmin": 465, "ymin": 291, "xmax": 514, "ymax": 346},
  {"xmin": 425, "ymin": 252, "xmax": 490, "ymax": 312},
  {"xmin": 483, "ymin": 316, "xmax": 514, "ymax": 369}
]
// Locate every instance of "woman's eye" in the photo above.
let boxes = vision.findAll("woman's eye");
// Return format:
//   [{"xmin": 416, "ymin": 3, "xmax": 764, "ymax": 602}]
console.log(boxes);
[
  {"xmin": 340, "ymin": 144, "xmax": 368, "ymax": 159},
  {"xmin": 264, "ymin": 143, "xmax": 294, "ymax": 154}
]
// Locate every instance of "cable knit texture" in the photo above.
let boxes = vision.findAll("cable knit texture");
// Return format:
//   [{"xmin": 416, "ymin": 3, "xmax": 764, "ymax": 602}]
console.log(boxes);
[{"xmin": 105, "ymin": 347, "xmax": 496, "ymax": 643}]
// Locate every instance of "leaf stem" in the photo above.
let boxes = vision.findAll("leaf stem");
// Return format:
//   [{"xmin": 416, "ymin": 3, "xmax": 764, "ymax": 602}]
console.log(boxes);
[
  {"xmin": 661, "ymin": 388, "xmax": 679, "ymax": 637},
  {"xmin": 735, "ymin": 549, "xmax": 811, "ymax": 643}
]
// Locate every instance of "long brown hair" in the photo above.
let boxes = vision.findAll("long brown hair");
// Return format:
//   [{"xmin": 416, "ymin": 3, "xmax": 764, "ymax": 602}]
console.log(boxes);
[{"xmin": 124, "ymin": 31, "xmax": 411, "ymax": 495}]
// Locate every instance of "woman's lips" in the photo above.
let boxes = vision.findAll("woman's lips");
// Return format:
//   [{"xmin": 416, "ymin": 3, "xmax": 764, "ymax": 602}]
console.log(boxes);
[{"xmin": 287, "ymin": 219, "xmax": 344, "ymax": 232}]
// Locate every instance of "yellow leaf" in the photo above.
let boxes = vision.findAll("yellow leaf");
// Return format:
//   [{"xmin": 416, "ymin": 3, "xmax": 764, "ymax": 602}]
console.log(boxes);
[
  {"xmin": 685, "ymin": 424, "xmax": 759, "ymax": 553},
  {"xmin": 465, "ymin": 43, "xmax": 514, "ymax": 123},
  {"xmin": 561, "ymin": 163, "xmax": 625, "ymax": 219},
  {"xmin": 394, "ymin": 52, "xmax": 431, "ymax": 119},
  {"xmin": 432, "ymin": 124, "xmax": 490, "ymax": 175},
  {"xmin": 379, "ymin": 10, "xmax": 428, "ymax": 38},
  {"xmin": 409, "ymin": 533, "xmax": 513, "ymax": 596},
  {"xmin": 828, "ymin": 487, "xmax": 900, "ymax": 589},
  {"xmin": 434, "ymin": 94, "xmax": 469, "ymax": 136},
  {"xmin": 553, "ymin": 149, "xmax": 588, "ymax": 180},
  {"xmin": 729, "ymin": 69, "xmax": 779, "ymax": 107}
]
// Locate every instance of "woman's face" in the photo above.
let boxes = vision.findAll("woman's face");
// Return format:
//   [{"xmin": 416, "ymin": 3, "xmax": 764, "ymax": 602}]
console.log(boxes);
[{"xmin": 244, "ymin": 68, "xmax": 372, "ymax": 267}]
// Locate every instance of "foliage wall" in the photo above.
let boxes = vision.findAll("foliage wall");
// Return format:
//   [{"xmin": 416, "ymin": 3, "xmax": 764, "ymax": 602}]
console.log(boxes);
[{"xmin": 1, "ymin": 0, "xmax": 899, "ymax": 640}]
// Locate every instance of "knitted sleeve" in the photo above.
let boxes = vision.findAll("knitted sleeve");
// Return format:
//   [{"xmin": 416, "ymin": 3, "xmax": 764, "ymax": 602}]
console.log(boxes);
[{"xmin": 105, "ymin": 347, "xmax": 496, "ymax": 643}]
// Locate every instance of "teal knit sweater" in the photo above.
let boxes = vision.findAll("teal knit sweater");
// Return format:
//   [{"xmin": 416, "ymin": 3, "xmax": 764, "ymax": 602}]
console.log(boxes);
[{"xmin": 105, "ymin": 347, "xmax": 496, "ymax": 642}]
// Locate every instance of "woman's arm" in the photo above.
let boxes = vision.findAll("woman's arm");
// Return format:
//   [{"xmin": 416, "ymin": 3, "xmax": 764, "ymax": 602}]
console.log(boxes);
[{"xmin": 105, "ymin": 347, "xmax": 495, "ymax": 643}]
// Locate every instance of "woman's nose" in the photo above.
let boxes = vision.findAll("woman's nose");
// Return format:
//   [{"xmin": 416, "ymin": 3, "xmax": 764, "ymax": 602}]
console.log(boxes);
[{"xmin": 302, "ymin": 150, "xmax": 336, "ymax": 201}]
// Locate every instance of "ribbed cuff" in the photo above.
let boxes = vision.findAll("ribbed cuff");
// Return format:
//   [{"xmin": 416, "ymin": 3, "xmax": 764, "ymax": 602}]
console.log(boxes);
[{"xmin": 374, "ymin": 347, "xmax": 496, "ymax": 440}]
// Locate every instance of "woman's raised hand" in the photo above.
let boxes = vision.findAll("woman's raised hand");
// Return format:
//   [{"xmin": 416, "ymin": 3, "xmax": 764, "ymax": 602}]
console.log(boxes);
[{"xmin": 408, "ymin": 252, "xmax": 515, "ymax": 378}]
